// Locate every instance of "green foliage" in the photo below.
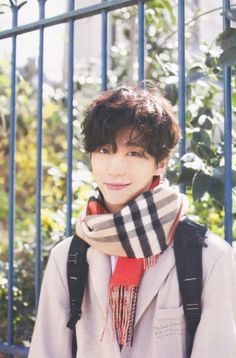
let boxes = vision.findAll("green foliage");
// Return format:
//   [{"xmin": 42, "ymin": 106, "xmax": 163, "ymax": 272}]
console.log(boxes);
[
  {"xmin": 178, "ymin": 113, "xmax": 226, "ymax": 205},
  {"xmin": 0, "ymin": 58, "xmax": 93, "ymax": 346},
  {"xmin": 216, "ymin": 8, "xmax": 236, "ymax": 66}
]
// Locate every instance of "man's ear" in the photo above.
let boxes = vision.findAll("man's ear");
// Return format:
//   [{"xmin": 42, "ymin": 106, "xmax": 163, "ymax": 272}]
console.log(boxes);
[{"xmin": 154, "ymin": 157, "xmax": 169, "ymax": 177}]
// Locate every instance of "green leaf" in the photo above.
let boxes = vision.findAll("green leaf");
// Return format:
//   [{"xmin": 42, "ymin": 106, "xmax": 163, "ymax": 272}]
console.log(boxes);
[
  {"xmin": 178, "ymin": 164, "xmax": 196, "ymax": 186},
  {"xmin": 210, "ymin": 158, "xmax": 221, "ymax": 168},
  {"xmin": 213, "ymin": 166, "xmax": 224, "ymax": 182},
  {"xmin": 216, "ymin": 28, "xmax": 236, "ymax": 50},
  {"xmin": 205, "ymin": 52, "xmax": 218, "ymax": 68},
  {"xmin": 208, "ymin": 177, "xmax": 224, "ymax": 205},
  {"xmin": 221, "ymin": 9, "xmax": 236, "ymax": 23},
  {"xmin": 165, "ymin": 83, "xmax": 178, "ymax": 105},
  {"xmin": 197, "ymin": 115, "xmax": 213, "ymax": 130},
  {"xmin": 218, "ymin": 46, "xmax": 236, "ymax": 67},
  {"xmin": 192, "ymin": 171, "xmax": 210, "ymax": 201},
  {"xmin": 198, "ymin": 143, "xmax": 216, "ymax": 160},
  {"xmin": 194, "ymin": 143, "xmax": 216, "ymax": 161},
  {"xmin": 232, "ymin": 92, "xmax": 236, "ymax": 107},
  {"xmin": 181, "ymin": 152, "xmax": 202, "ymax": 164},
  {"xmin": 0, "ymin": 74, "xmax": 10, "ymax": 87},
  {"xmin": 190, "ymin": 116, "xmax": 199, "ymax": 128},
  {"xmin": 187, "ymin": 66, "xmax": 205, "ymax": 83},
  {"xmin": 192, "ymin": 128, "xmax": 211, "ymax": 146},
  {"xmin": 213, "ymin": 166, "xmax": 236, "ymax": 186},
  {"xmin": 192, "ymin": 173, "xmax": 224, "ymax": 205}
]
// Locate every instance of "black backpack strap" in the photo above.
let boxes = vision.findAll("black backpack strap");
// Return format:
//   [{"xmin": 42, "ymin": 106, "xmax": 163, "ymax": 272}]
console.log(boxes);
[
  {"xmin": 174, "ymin": 218, "xmax": 207, "ymax": 357},
  {"xmin": 66, "ymin": 234, "xmax": 90, "ymax": 358}
]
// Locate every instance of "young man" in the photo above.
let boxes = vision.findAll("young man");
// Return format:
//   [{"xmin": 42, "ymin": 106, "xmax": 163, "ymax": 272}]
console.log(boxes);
[{"xmin": 29, "ymin": 85, "xmax": 236, "ymax": 357}]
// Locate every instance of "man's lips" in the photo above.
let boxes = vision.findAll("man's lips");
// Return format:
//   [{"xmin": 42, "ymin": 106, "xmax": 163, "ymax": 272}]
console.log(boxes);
[{"xmin": 105, "ymin": 183, "xmax": 130, "ymax": 190}]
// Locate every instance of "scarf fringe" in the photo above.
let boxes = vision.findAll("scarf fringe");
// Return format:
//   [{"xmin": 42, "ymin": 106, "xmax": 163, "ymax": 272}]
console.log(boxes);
[
  {"xmin": 143, "ymin": 255, "xmax": 158, "ymax": 270},
  {"xmin": 109, "ymin": 285, "xmax": 139, "ymax": 346}
]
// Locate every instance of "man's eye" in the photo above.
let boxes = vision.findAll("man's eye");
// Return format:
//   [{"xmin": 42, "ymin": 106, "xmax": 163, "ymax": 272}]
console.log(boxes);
[
  {"xmin": 98, "ymin": 147, "xmax": 109, "ymax": 154},
  {"xmin": 127, "ymin": 151, "xmax": 142, "ymax": 157}
]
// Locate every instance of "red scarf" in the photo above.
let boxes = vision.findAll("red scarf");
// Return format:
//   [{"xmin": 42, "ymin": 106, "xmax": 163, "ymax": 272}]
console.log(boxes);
[{"xmin": 86, "ymin": 177, "xmax": 161, "ymax": 346}]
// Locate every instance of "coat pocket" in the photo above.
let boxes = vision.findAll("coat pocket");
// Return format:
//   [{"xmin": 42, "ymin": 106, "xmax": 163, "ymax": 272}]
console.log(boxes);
[{"xmin": 153, "ymin": 306, "xmax": 186, "ymax": 358}]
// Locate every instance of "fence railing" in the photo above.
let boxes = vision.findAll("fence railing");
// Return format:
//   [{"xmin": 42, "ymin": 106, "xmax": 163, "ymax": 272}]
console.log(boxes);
[{"xmin": 0, "ymin": 0, "xmax": 233, "ymax": 356}]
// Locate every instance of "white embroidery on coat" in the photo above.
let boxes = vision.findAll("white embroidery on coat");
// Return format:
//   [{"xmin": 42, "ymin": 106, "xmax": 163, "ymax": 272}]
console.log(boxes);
[{"xmin": 153, "ymin": 320, "xmax": 184, "ymax": 339}]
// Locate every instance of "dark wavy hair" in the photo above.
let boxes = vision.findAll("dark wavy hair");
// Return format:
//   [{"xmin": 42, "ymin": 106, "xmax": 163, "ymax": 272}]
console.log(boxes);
[{"xmin": 82, "ymin": 84, "xmax": 181, "ymax": 163}]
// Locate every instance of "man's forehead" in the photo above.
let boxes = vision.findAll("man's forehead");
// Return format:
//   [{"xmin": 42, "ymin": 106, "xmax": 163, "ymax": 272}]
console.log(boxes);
[{"xmin": 116, "ymin": 128, "xmax": 144, "ymax": 148}]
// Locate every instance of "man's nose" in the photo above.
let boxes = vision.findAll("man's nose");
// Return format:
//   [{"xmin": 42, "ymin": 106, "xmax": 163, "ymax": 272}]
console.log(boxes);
[{"xmin": 108, "ymin": 154, "xmax": 126, "ymax": 177}]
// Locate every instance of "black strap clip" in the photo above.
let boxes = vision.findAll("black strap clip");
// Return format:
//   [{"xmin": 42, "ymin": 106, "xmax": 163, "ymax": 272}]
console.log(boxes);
[
  {"xmin": 67, "ymin": 308, "xmax": 82, "ymax": 329},
  {"xmin": 68, "ymin": 252, "xmax": 80, "ymax": 264}
]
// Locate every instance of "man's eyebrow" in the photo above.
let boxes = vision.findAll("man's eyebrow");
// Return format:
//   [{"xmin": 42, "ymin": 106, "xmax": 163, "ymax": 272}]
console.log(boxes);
[{"xmin": 125, "ymin": 141, "xmax": 145, "ymax": 148}]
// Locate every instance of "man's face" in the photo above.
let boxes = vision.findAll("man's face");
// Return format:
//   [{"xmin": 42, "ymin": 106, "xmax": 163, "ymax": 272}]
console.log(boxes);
[{"xmin": 91, "ymin": 129, "xmax": 167, "ymax": 213}]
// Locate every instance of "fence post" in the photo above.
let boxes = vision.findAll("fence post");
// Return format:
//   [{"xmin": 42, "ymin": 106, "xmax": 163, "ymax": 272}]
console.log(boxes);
[
  {"xmin": 138, "ymin": 0, "xmax": 145, "ymax": 82},
  {"xmin": 66, "ymin": 0, "xmax": 75, "ymax": 237},
  {"xmin": 7, "ymin": 3, "xmax": 18, "ymax": 351},
  {"xmin": 223, "ymin": 0, "xmax": 232, "ymax": 244},
  {"xmin": 35, "ymin": 0, "xmax": 47, "ymax": 311},
  {"xmin": 101, "ymin": 0, "xmax": 108, "ymax": 91},
  {"xmin": 178, "ymin": 0, "xmax": 186, "ymax": 159},
  {"xmin": 7, "ymin": 0, "xmax": 27, "ymax": 353}
]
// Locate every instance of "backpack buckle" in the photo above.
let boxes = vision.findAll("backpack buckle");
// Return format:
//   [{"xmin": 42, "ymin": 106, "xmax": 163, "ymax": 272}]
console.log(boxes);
[
  {"xmin": 71, "ymin": 307, "xmax": 82, "ymax": 320},
  {"xmin": 68, "ymin": 252, "xmax": 80, "ymax": 264},
  {"xmin": 67, "ymin": 308, "xmax": 82, "ymax": 329},
  {"xmin": 186, "ymin": 303, "xmax": 201, "ymax": 312}
]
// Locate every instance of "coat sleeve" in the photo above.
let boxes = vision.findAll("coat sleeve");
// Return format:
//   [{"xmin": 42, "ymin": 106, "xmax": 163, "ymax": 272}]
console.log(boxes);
[
  {"xmin": 191, "ymin": 243, "xmax": 236, "ymax": 358},
  {"xmin": 28, "ymin": 239, "xmax": 72, "ymax": 358}
]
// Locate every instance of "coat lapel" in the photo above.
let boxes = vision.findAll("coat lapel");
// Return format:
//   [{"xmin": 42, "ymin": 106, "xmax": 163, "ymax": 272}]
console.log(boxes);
[
  {"xmin": 85, "ymin": 247, "xmax": 121, "ymax": 356},
  {"xmin": 135, "ymin": 244, "xmax": 175, "ymax": 326},
  {"xmin": 86, "ymin": 247, "xmax": 112, "ymax": 317}
]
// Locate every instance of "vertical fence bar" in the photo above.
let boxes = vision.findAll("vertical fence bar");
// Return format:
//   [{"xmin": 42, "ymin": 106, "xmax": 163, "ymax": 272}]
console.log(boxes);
[
  {"xmin": 138, "ymin": 0, "xmax": 145, "ymax": 82},
  {"xmin": 35, "ymin": 0, "xmax": 46, "ymax": 310},
  {"xmin": 66, "ymin": 0, "xmax": 75, "ymax": 236},
  {"xmin": 101, "ymin": 0, "xmax": 108, "ymax": 91},
  {"xmin": 223, "ymin": 0, "xmax": 232, "ymax": 244},
  {"xmin": 178, "ymin": 0, "xmax": 186, "ymax": 158},
  {"xmin": 7, "ymin": 3, "xmax": 18, "ymax": 352}
]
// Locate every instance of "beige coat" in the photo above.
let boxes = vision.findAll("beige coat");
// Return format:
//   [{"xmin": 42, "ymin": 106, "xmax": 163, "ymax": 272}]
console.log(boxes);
[{"xmin": 29, "ymin": 233, "xmax": 236, "ymax": 358}]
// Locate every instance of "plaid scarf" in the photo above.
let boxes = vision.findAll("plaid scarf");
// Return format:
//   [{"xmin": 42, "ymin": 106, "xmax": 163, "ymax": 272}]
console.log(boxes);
[{"xmin": 76, "ymin": 181, "xmax": 183, "ymax": 346}]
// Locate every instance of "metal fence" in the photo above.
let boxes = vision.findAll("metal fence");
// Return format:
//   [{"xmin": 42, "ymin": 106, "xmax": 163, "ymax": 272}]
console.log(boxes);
[{"xmin": 0, "ymin": 0, "xmax": 233, "ymax": 356}]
